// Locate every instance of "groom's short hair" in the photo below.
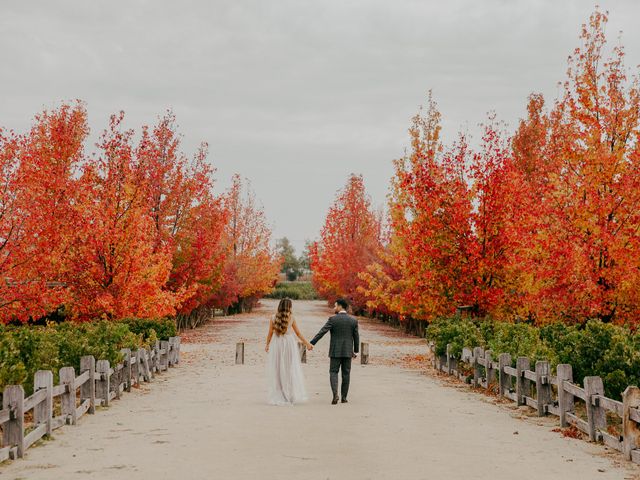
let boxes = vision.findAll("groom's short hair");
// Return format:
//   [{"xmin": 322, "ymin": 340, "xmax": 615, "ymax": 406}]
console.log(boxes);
[{"xmin": 336, "ymin": 298, "xmax": 349, "ymax": 310}]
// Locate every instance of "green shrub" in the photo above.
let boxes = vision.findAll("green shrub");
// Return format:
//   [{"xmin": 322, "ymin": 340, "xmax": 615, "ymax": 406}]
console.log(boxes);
[
  {"xmin": 486, "ymin": 322, "xmax": 558, "ymax": 365},
  {"xmin": 265, "ymin": 282, "xmax": 320, "ymax": 300},
  {"xmin": 425, "ymin": 315, "xmax": 640, "ymax": 399},
  {"xmin": 425, "ymin": 316, "xmax": 483, "ymax": 357},
  {"xmin": 0, "ymin": 319, "xmax": 165, "ymax": 396},
  {"xmin": 119, "ymin": 317, "xmax": 177, "ymax": 345}
]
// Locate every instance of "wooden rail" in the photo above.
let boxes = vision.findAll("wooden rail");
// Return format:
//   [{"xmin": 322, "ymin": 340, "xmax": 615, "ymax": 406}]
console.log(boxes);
[
  {"xmin": 0, "ymin": 336, "xmax": 181, "ymax": 463},
  {"xmin": 429, "ymin": 342, "xmax": 640, "ymax": 466}
]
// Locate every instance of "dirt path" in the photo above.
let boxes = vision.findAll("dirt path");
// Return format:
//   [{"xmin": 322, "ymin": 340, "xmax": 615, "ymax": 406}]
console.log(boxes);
[{"xmin": 2, "ymin": 300, "xmax": 639, "ymax": 479}]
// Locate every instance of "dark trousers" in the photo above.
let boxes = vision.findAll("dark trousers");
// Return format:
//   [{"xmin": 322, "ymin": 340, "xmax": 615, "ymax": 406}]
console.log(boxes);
[{"xmin": 329, "ymin": 357, "xmax": 352, "ymax": 400}]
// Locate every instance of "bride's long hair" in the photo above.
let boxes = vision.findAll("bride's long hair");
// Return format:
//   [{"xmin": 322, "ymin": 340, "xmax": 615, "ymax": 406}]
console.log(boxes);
[{"xmin": 274, "ymin": 298, "xmax": 293, "ymax": 335}]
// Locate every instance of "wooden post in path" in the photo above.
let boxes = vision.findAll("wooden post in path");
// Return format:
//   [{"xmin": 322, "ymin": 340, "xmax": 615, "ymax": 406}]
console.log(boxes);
[
  {"xmin": 585, "ymin": 376, "xmax": 606, "ymax": 442},
  {"xmin": 535, "ymin": 360, "xmax": 551, "ymax": 416},
  {"xmin": 2, "ymin": 385, "xmax": 24, "ymax": 458},
  {"xmin": 498, "ymin": 353, "xmax": 512, "ymax": 398},
  {"xmin": 80, "ymin": 355, "xmax": 96, "ymax": 414},
  {"xmin": 60, "ymin": 366, "xmax": 77, "ymax": 425},
  {"xmin": 361, "ymin": 342, "xmax": 369, "ymax": 365},
  {"xmin": 557, "ymin": 364, "xmax": 574, "ymax": 427},
  {"xmin": 623, "ymin": 386, "xmax": 640, "ymax": 460},
  {"xmin": 34, "ymin": 370, "xmax": 53, "ymax": 436},
  {"xmin": 516, "ymin": 357, "xmax": 530, "ymax": 406},
  {"xmin": 96, "ymin": 360, "xmax": 110, "ymax": 407},
  {"xmin": 236, "ymin": 342, "xmax": 245, "ymax": 365},
  {"xmin": 298, "ymin": 342, "xmax": 307, "ymax": 364}
]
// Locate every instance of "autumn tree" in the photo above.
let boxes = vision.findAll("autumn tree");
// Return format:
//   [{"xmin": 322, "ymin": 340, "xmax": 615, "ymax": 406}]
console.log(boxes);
[
  {"xmin": 0, "ymin": 103, "xmax": 88, "ymax": 322},
  {"xmin": 217, "ymin": 175, "xmax": 280, "ymax": 313},
  {"xmin": 135, "ymin": 113, "xmax": 228, "ymax": 324},
  {"xmin": 508, "ymin": 9, "xmax": 640, "ymax": 324},
  {"xmin": 63, "ymin": 112, "xmax": 176, "ymax": 320},
  {"xmin": 310, "ymin": 174, "xmax": 382, "ymax": 312}
]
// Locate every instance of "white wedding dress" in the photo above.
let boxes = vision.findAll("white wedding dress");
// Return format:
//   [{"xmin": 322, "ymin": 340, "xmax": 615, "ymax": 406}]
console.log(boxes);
[{"xmin": 266, "ymin": 316, "xmax": 308, "ymax": 405}]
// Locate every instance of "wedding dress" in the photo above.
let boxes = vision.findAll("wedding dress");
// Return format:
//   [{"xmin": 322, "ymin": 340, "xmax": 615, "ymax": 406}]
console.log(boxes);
[{"xmin": 266, "ymin": 316, "xmax": 308, "ymax": 405}]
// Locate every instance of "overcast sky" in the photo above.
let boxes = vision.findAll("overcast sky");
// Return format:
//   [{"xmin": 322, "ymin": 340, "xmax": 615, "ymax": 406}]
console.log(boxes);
[{"xmin": 2, "ymin": 1, "xmax": 640, "ymax": 252}]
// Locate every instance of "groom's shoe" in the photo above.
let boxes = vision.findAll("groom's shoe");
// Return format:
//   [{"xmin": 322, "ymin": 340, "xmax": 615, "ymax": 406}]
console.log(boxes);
[
  {"xmin": 341, "ymin": 398, "xmax": 348, "ymax": 403},
  {"xmin": 331, "ymin": 397, "xmax": 339, "ymax": 405}
]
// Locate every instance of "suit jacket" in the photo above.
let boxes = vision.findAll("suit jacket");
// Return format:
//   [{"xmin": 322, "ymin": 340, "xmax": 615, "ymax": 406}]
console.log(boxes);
[{"xmin": 310, "ymin": 312, "xmax": 359, "ymax": 358}]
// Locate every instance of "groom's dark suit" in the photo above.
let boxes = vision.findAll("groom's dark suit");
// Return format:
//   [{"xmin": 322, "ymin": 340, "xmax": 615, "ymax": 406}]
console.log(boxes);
[{"xmin": 310, "ymin": 311, "xmax": 359, "ymax": 401}]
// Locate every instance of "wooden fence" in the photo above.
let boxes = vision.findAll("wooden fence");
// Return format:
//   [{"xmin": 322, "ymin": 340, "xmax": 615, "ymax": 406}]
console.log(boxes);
[
  {"xmin": 0, "ymin": 336, "xmax": 181, "ymax": 463},
  {"xmin": 428, "ymin": 342, "xmax": 640, "ymax": 464}
]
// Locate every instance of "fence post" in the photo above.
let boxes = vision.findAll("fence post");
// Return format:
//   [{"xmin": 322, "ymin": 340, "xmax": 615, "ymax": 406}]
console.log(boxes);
[
  {"xmin": 119, "ymin": 350, "xmax": 131, "ymax": 392},
  {"xmin": 59, "ymin": 366, "xmax": 77, "ymax": 425},
  {"xmin": 236, "ymin": 342, "xmax": 245, "ymax": 365},
  {"xmin": 623, "ymin": 386, "xmax": 640, "ymax": 460},
  {"xmin": 557, "ymin": 364, "xmax": 574, "ymax": 427},
  {"xmin": 299, "ymin": 342, "xmax": 307, "ymax": 364},
  {"xmin": 361, "ymin": 342, "xmax": 369, "ymax": 365},
  {"xmin": 535, "ymin": 360, "xmax": 551, "ymax": 416},
  {"xmin": 175, "ymin": 336, "xmax": 181, "ymax": 364},
  {"xmin": 2, "ymin": 385, "xmax": 24, "ymax": 458},
  {"xmin": 473, "ymin": 347, "xmax": 484, "ymax": 388},
  {"xmin": 151, "ymin": 341, "xmax": 160, "ymax": 373},
  {"xmin": 498, "ymin": 353, "xmax": 512, "ymax": 398},
  {"xmin": 34, "ymin": 370, "xmax": 53, "ymax": 436},
  {"xmin": 485, "ymin": 351, "xmax": 495, "ymax": 389},
  {"xmin": 112, "ymin": 363, "xmax": 121, "ymax": 400},
  {"xmin": 446, "ymin": 344, "xmax": 452, "ymax": 374},
  {"xmin": 428, "ymin": 343, "xmax": 434, "ymax": 369},
  {"xmin": 161, "ymin": 340, "xmax": 170, "ymax": 370},
  {"xmin": 584, "ymin": 376, "xmax": 606, "ymax": 442},
  {"xmin": 138, "ymin": 348, "xmax": 150, "ymax": 381},
  {"xmin": 80, "ymin": 356, "xmax": 96, "ymax": 414},
  {"xmin": 167, "ymin": 338, "xmax": 174, "ymax": 366},
  {"xmin": 96, "ymin": 360, "xmax": 110, "ymax": 407},
  {"xmin": 516, "ymin": 357, "xmax": 530, "ymax": 406},
  {"xmin": 170, "ymin": 337, "xmax": 179, "ymax": 365}
]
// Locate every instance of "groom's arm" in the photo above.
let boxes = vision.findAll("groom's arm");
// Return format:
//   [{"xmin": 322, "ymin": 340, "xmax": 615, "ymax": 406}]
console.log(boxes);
[
  {"xmin": 310, "ymin": 318, "xmax": 332, "ymax": 345},
  {"xmin": 353, "ymin": 320, "xmax": 360, "ymax": 354}
]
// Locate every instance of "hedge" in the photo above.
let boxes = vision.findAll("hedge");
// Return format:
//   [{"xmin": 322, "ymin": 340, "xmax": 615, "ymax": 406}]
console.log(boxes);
[
  {"xmin": 0, "ymin": 317, "xmax": 176, "ymax": 397},
  {"xmin": 426, "ymin": 316, "xmax": 640, "ymax": 400},
  {"xmin": 265, "ymin": 282, "xmax": 320, "ymax": 300}
]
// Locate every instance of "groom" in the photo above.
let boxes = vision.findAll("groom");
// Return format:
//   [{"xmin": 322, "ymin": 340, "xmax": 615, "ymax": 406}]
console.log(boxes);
[{"xmin": 310, "ymin": 298, "xmax": 360, "ymax": 404}]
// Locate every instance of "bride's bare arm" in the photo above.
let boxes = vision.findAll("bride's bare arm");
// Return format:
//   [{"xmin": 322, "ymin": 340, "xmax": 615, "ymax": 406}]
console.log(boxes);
[
  {"xmin": 265, "ymin": 318, "xmax": 274, "ymax": 352},
  {"xmin": 291, "ymin": 319, "xmax": 313, "ymax": 350}
]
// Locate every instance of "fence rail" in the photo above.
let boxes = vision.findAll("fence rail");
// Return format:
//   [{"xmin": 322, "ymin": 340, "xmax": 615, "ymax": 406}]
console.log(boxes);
[
  {"xmin": 0, "ymin": 336, "xmax": 181, "ymax": 463},
  {"xmin": 429, "ymin": 342, "xmax": 640, "ymax": 465}
]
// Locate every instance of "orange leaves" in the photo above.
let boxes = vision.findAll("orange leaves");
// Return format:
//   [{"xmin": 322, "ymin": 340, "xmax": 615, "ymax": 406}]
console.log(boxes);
[
  {"xmin": 356, "ymin": 8, "xmax": 640, "ymax": 326},
  {"xmin": 215, "ymin": 175, "xmax": 280, "ymax": 311},
  {"xmin": 0, "ymin": 105, "xmax": 277, "ymax": 323},
  {"xmin": 310, "ymin": 174, "xmax": 382, "ymax": 311}
]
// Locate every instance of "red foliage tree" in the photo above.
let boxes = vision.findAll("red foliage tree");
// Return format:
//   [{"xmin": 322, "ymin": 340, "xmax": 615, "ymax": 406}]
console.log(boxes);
[
  {"xmin": 310, "ymin": 174, "xmax": 382, "ymax": 312},
  {"xmin": 0, "ymin": 103, "xmax": 87, "ymax": 321}
]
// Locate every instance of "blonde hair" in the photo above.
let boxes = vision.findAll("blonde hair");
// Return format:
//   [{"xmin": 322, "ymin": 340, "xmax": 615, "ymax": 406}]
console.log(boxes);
[{"xmin": 273, "ymin": 298, "xmax": 293, "ymax": 335}]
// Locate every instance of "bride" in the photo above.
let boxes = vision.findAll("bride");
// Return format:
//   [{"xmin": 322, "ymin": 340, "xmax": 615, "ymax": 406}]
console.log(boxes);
[{"xmin": 265, "ymin": 298, "xmax": 313, "ymax": 405}]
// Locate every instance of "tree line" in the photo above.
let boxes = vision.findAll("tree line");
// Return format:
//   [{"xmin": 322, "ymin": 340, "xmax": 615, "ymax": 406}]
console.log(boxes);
[
  {"xmin": 310, "ymin": 10, "xmax": 640, "ymax": 327},
  {"xmin": 0, "ymin": 105, "xmax": 280, "ymax": 325}
]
